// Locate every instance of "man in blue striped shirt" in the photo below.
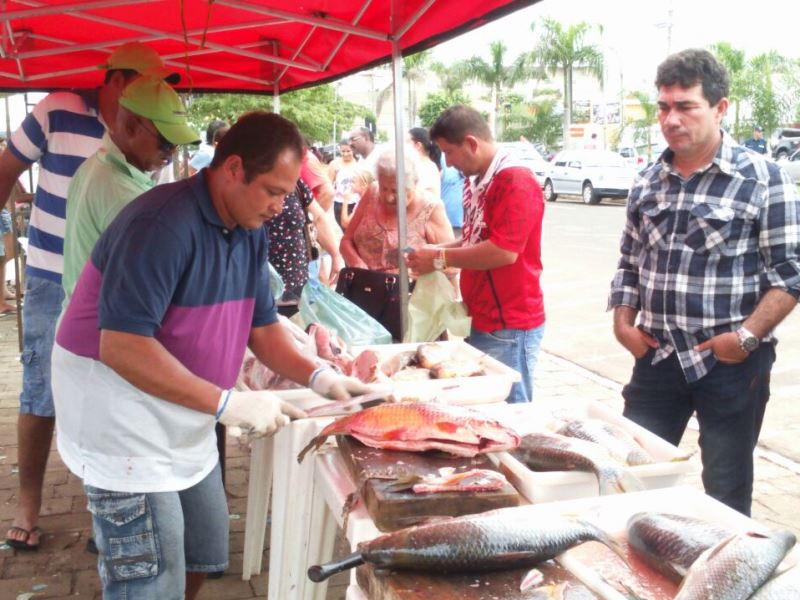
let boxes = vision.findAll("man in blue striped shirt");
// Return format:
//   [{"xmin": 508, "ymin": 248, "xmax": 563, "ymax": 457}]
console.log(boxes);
[
  {"xmin": 0, "ymin": 43, "xmax": 179, "ymax": 551},
  {"xmin": 609, "ymin": 49, "xmax": 799, "ymax": 516}
]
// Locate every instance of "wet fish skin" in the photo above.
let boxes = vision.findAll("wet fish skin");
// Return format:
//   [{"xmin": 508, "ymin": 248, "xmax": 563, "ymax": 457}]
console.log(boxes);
[
  {"xmin": 558, "ymin": 419, "xmax": 655, "ymax": 466},
  {"xmin": 674, "ymin": 529, "xmax": 797, "ymax": 600},
  {"xmin": 361, "ymin": 512, "xmax": 626, "ymax": 573},
  {"xmin": 626, "ymin": 512, "xmax": 732, "ymax": 582},
  {"xmin": 750, "ymin": 565, "xmax": 800, "ymax": 599},
  {"xmin": 514, "ymin": 432, "xmax": 643, "ymax": 495},
  {"xmin": 297, "ymin": 402, "xmax": 520, "ymax": 462}
]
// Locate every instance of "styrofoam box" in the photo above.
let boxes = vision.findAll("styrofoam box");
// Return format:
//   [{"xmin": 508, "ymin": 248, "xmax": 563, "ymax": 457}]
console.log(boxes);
[
  {"xmin": 507, "ymin": 486, "xmax": 799, "ymax": 600},
  {"xmin": 476, "ymin": 399, "xmax": 698, "ymax": 504},
  {"xmin": 350, "ymin": 340, "xmax": 521, "ymax": 406}
]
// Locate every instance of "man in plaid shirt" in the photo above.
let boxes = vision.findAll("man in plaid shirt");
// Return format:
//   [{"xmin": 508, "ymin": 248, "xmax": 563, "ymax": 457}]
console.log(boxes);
[{"xmin": 609, "ymin": 49, "xmax": 800, "ymax": 516}]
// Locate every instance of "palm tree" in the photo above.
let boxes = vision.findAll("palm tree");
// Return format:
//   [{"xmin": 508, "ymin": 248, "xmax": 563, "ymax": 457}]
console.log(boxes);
[
  {"xmin": 711, "ymin": 42, "xmax": 747, "ymax": 140},
  {"xmin": 458, "ymin": 41, "xmax": 526, "ymax": 137},
  {"xmin": 374, "ymin": 50, "xmax": 432, "ymax": 127},
  {"xmin": 527, "ymin": 18, "xmax": 604, "ymax": 146},
  {"xmin": 629, "ymin": 90, "xmax": 659, "ymax": 162}
]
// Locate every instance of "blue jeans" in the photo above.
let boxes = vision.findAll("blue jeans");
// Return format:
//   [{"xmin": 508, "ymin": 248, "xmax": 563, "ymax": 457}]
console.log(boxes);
[
  {"xmin": 622, "ymin": 344, "xmax": 775, "ymax": 516},
  {"xmin": 20, "ymin": 275, "xmax": 64, "ymax": 417},
  {"xmin": 468, "ymin": 325, "xmax": 545, "ymax": 404},
  {"xmin": 85, "ymin": 463, "xmax": 229, "ymax": 600}
]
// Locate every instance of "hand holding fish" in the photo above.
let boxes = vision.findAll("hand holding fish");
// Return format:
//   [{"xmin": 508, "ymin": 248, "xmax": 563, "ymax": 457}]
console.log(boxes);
[
  {"xmin": 216, "ymin": 389, "xmax": 307, "ymax": 436},
  {"xmin": 309, "ymin": 365, "xmax": 375, "ymax": 401}
]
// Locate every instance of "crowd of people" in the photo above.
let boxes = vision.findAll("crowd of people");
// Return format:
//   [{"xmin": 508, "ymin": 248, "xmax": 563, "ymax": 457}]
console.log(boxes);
[{"xmin": 0, "ymin": 40, "xmax": 797, "ymax": 599}]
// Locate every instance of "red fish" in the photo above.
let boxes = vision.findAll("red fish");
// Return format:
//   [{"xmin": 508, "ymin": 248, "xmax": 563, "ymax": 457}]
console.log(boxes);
[{"xmin": 297, "ymin": 402, "xmax": 520, "ymax": 462}]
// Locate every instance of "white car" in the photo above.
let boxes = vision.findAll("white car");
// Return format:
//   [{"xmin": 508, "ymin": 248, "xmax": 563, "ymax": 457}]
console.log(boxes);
[
  {"xmin": 778, "ymin": 148, "xmax": 800, "ymax": 183},
  {"xmin": 497, "ymin": 141, "xmax": 549, "ymax": 182},
  {"xmin": 542, "ymin": 150, "xmax": 637, "ymax": 205}
]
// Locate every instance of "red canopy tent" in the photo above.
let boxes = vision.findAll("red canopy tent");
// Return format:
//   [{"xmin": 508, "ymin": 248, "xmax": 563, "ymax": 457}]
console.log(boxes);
[
  {"xmin": 1, "ymin": 0, "xmax": 543, "ymax": 339},
  {"xmin": 1, "ymin": 0, "xmax": 540, "ymax": 93}
]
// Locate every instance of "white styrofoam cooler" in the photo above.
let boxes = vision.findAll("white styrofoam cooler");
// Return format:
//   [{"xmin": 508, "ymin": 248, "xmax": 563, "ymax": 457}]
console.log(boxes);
[{"xmin": 477, "ymin": 399, "xmax": 698, "ymax": 503}]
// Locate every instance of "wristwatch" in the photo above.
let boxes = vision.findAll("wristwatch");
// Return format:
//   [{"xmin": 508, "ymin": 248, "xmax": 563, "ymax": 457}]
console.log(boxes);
[
  {"xmin": 735, "ymin": 326, "xmax": 760, "ymax": 353},
  {"xmin": 432, "ymin": 249, "xmax": 446, "ymax": 271}
]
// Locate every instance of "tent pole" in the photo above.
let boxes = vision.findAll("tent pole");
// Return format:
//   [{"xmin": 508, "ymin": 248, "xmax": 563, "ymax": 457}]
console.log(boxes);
[
  {"xmin": 4, "ymin": 95, "xmax": 23, "ymax": 351},
  {"xmin": 390, "ymin": 38, "xmax": 409, "ymax": 341}
]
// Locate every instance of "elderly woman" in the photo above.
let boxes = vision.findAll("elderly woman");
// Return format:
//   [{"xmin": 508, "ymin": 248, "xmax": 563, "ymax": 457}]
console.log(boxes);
[{"xmin": 341, "ymin": 149, "xmax": 453, "ymax": 272}]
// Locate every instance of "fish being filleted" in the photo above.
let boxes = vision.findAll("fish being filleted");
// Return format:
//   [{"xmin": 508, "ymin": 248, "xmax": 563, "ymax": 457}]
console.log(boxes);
[
  {"xmin": 557, "ymin": 418, "xmax": 655, "ymax": 466},
  {"xmin": 307, "ymin": 509, "xmax": 627, "ymax": 582},
  {"xmin": 674, "ymin": 529, "xmax": 796, "ymax": 600},
  {"xmin": 513, "ymin": 431, "xmax": 643, "ymax": 495},
  {"xmin": 384, "ymin": 468, "xmax": 509, "ymax": 494},
  {"xmin": 750, "ymin": 564, "xmax": 800, "ymax": 599},
  {"xmin": 297, "ymin": 402, "xmax": 520, "ymax": 462},
  {"xmin": 626, "ymin": 512, "xmax": 732, "ymax": 582},
  {"xmin": 416, "ymin": 342, "xmax": 450, "ymax": 368}
]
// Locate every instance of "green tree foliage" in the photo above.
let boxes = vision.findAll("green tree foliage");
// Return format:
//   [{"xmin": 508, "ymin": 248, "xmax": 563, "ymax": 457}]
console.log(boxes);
[
  {"xmin": 499, "ymin": 89, "xmax": 562, "ymax": 147},
  {"xmin": 373, "ymin": 51, "xmax": 432, "ymax": 126},
  {"xmin": 187, "ymin": 85, "xmax": 371, "ymax": 145},
  {"xmin": 456, "ymin": 41, "xmax": 528, "ymax": 137},
  {"xmin": 629, "ymin": 90, "xmax": 658, "ymax": 161},
  {"xmin": 711, "ymin": 42, "xmax": 748, "ymax": 140},
  {"xmin": 526, "ymin": 18, "xmax": 604, "ymax": 147},
  {"xmin": 418, "ymin": 90, "xmax": 470, "ymax": 128}
]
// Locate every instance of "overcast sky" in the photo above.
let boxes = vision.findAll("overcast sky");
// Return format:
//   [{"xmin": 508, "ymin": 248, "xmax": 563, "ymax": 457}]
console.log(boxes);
[{"xmin": 432, "ymin": 0, "xmax": 798, "ymax": 93}]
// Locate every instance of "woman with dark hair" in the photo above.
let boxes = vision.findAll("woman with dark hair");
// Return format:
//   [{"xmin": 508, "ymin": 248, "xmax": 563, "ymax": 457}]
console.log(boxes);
[{"xmin": 408, "ymin": 127, "xmax": 442, "ymax": 198}]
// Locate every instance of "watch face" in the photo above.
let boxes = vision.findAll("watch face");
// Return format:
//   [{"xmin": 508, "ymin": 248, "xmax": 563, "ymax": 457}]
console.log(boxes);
[{"xmin": 742, "ymin": 336, "xmax": 759, "ymax": 352}]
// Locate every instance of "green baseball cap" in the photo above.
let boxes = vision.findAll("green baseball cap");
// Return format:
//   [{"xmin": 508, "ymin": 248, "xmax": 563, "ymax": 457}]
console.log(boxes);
[
  {"xmin": 99, "ymin": 42, "xmax": 180, "ymax": 85},
  {"xmin": 119, "ymin": 76, "xmax": 200, "ymax": 146}
]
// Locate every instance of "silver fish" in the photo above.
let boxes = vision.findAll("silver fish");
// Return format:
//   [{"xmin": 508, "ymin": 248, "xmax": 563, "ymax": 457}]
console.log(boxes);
[
  {"xmin": 626, "ymin": 512, "xmax": 732, "ymax": 582},
  {"xmin": 750, "ymin": 565, "xmax": 800, "ymax": 599},
  {"xmin": 513, "ymin": 432, "xmax": 644, "ymax": 495},
  {"xmin": 308, "ymin": 509, "xmax": 626, "ymax": 582},
  {"xmin": 675, "ymin": 529, "xmax": 797, "ymax": 600},
  {"xmin": 558, "ymin": 418, "xmax": 655, "ymax": 466}
]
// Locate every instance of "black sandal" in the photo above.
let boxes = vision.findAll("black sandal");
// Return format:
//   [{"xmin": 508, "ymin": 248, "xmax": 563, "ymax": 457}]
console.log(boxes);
[{"xmin": 5, "ymin": 525, "xmax": 43, "ymax": 551}]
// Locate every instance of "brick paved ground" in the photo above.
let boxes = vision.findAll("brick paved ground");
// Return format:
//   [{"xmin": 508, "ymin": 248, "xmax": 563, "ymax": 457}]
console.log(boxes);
[{"xmin": 0, "ymin": 311, "xmax": 796, "ymax": 599}]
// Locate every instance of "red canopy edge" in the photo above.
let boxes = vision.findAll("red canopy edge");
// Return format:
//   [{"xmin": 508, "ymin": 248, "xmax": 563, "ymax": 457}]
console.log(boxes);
[{"xmin": 0, "ymin": 0, "xmax": 541, "ymax": 94}]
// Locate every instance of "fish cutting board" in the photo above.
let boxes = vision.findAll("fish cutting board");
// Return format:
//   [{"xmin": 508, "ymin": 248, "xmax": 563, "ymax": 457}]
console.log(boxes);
[
  {"xmin": 336, "ymin": 435, "xmax": 519, "ymax": 532},
  {"xmin": 356, "ymin": 561, "xmax": 599, "ymax": 599}
]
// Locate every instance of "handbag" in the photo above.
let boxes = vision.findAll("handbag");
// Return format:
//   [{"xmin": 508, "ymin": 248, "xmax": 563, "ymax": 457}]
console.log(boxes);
[
  {"xmin": 335, "ymin": 267, "xmax": 414, "ymax": 341},
  {"xmin": 299, "ymin": 182, "xmax": 320, "ymax": 261}
]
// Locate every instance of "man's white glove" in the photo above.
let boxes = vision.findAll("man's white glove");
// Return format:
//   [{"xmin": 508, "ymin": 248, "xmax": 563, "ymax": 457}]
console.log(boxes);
[
  {"xmin": 308, "ymin": 366, "xmax": 374, "ymax": 401},
  {"xmin": 216, "ymin": 389, "xmax": 307, "ymax": 436}
]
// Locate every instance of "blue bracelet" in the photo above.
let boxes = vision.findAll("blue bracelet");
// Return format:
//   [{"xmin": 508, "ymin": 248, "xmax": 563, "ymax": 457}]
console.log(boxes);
[
  {"xmin": 216, "ymin": 389, "xmax": 232, "ymax": 420},
  {"xmin": 308, "ymin": 366, "xmax": 329, "ymax": 391}
]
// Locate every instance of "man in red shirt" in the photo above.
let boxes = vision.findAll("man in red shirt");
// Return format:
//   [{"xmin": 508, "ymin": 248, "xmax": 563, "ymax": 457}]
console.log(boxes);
[{"xmin": 407, "ymin": 105, "xmax": 545, "ymax": 403}]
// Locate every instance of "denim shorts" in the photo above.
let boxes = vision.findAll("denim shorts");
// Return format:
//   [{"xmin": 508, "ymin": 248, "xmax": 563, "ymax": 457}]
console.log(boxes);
[
  {"xmin": 85, "ymin": 463, "xmax": 229, "ymax": 599},
  {"xmin": 0, "ymin": 209, "xmax": 11, "ymax": 257},
  {"xmin": 468, "ymin": 324, "xmax": 545, "ymax": 404},
  {"xmin": 19, "ymin": 276, "xmax": 64, "ymax": 417}
]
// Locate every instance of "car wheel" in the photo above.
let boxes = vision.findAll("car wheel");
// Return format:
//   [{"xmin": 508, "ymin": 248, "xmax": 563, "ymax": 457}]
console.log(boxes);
[
  {"xmin": 776, "ymin": 149, "xmax": 789, "ymax": 161},
  {"xmin": 582, "ymin": 182, "xmax": 600, "ymax": 205},
  {"xmin": 543, "ymin": 179, "xmax": 557, "ymax": 202}
]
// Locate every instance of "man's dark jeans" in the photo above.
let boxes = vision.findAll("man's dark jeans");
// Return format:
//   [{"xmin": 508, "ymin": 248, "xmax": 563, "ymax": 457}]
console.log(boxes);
[{"xmin": 622, "ymin": 344, "xmax": 776, "ymax": 516}]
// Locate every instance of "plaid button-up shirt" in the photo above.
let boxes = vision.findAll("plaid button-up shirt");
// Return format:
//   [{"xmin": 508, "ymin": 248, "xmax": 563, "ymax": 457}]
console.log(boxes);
[{"xmin": 609, "ymin": 132, "xmax": 800, "ymax": 382}]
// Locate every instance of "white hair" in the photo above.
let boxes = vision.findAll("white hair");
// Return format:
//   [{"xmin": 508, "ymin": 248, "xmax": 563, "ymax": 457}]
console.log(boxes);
[{"xmin": 375, "ymin": 147, "xmax": 419, "ymax": 187}]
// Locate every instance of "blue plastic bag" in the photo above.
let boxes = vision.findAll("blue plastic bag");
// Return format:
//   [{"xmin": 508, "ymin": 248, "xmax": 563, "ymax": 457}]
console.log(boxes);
[{"xmin": 296, "ymin": 279, "xmax": 392, "ymax": 346}]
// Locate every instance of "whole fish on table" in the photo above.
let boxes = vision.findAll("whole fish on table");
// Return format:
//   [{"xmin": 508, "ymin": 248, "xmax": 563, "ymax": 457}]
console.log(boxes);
[
  {"xmin": 297, "ymin": 402, "xmax": 520, "ymax": 462},
  {"xmin": 513, "ymin": 431, "xmax": 643, "ymax": 495},
  {"xmin": 557, "ymin": 418, "xmax": 655, "ymax": 466},
  {"xmin": 307, "ymin": 509, "xmax": 627, "ymax": 583},
  {"xmin": 674, "ymin": 529, "xmax": 796, "ymax": 600},
  {"xmin": 626, "ymin": 512, "xmax": 732, "ymax": 582}
]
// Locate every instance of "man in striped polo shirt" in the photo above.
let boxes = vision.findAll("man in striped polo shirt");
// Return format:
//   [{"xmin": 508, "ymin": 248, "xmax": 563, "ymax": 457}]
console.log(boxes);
[{"xmin": 0, "ymin": 43, "xmax": 179, "ymax": 551}]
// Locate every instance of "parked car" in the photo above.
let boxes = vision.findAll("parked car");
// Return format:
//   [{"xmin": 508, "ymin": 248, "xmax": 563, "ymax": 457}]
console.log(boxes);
[
  {"xmin": 771, "ymin": 127, "xmax": 800, "ymax": 161},
  {"xmin": 778, "ymin": 148, "xmax": 800, "ymax": 183},
  {"xmin": 497, "ymin": 141, "xmax": 549, "ymax": 182},
  {"xmin": 542, "ymin": 150, "xmax": 637, "ymax": 205},
  {"xmin": 618, "ymin": 146, "xmax": 646, "ymax": 169}
]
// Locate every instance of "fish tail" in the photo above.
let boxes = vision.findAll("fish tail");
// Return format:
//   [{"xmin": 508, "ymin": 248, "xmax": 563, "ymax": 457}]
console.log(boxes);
[
  {"xmin": 308, "ymin": 552, "xmax": 365, "ymax": 582},
  {"xmin": 297, "ymin": 434, "xmax": 326, "ymax": 463},
  {"xmin": 587, "ymin": 523, "xmax": 631, "ymax": 568},
  {"xmin": 598, "ymin": 466, "xmax": 643, "ymax": 494}
]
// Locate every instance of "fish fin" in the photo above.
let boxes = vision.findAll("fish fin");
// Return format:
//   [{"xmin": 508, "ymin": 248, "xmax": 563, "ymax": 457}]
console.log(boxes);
[
  {"xmin": 382, "ymin": 427, "xmax": 408, "ymax": 440},
  {"xmin": 618, "ymin": 469, "xmax": 644, "ymax": 493},
  {"xmin": 519, "ymin": 567, "xmax": 545, "ymax": 591},
  {"xmin": 383, "ymin": 474, "xmax": 423, "ymax": 493},
  {"xmin": 297, "ymin": 435, "xmax": 326, "ymax": 463}
]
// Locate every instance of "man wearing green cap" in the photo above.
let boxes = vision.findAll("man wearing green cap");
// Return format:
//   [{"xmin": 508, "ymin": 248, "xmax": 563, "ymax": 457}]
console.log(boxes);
[
  {"xmin": 62, "ymin": 75, "xmax": 199, "ymax": 305},
  {"xmin": 0, "ymin": 42, "xmax": 179, "ymax": 551}
]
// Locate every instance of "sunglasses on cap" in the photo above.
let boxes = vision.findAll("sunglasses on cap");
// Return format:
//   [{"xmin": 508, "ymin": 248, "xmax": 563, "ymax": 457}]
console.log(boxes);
[{"xmin": 138, "ymin": 118, "xmax": 177, "ymax": 153}]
